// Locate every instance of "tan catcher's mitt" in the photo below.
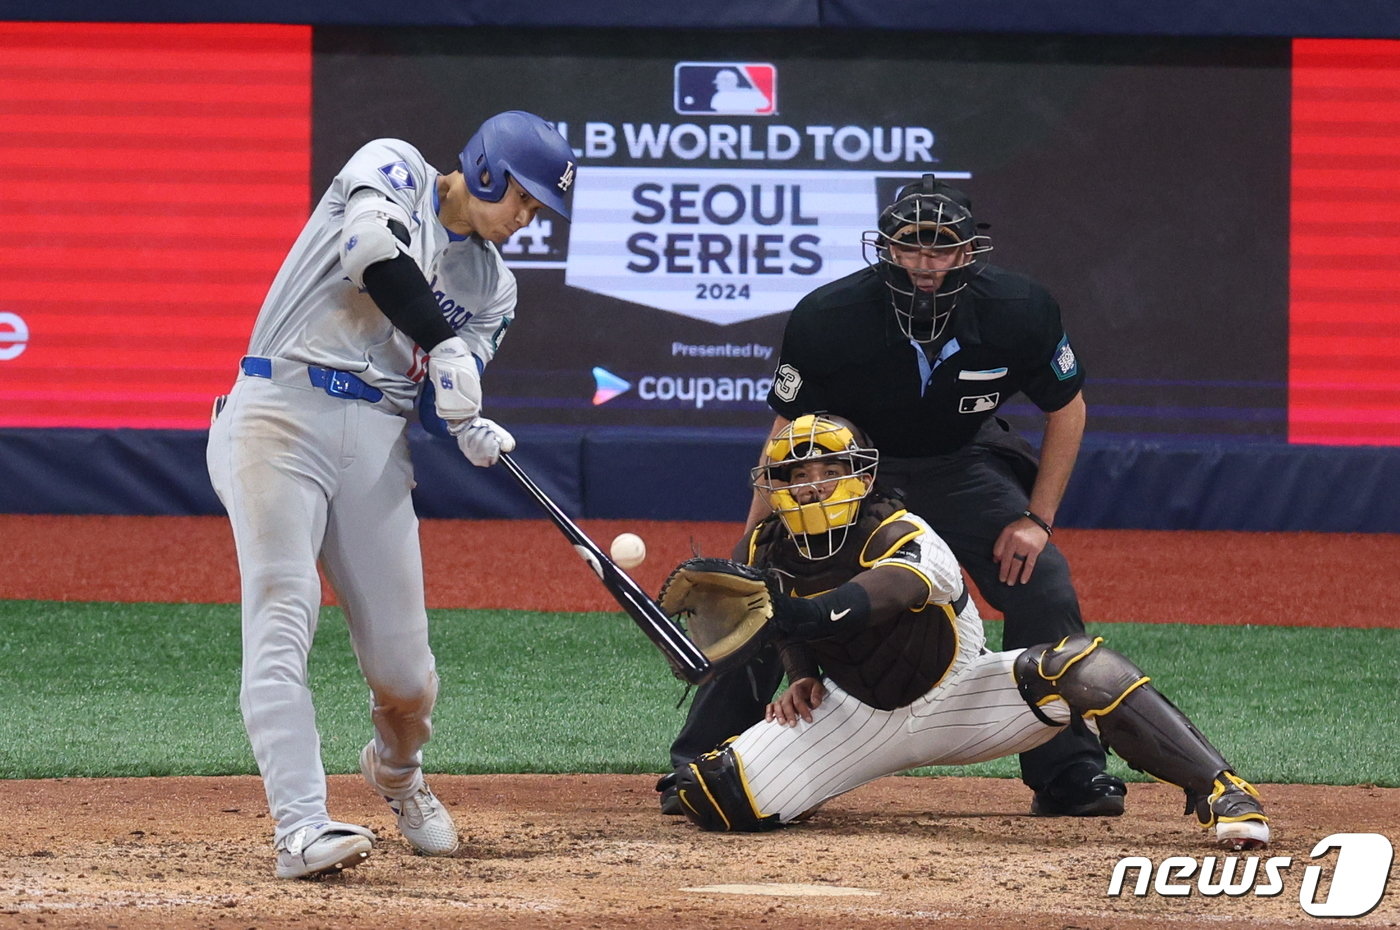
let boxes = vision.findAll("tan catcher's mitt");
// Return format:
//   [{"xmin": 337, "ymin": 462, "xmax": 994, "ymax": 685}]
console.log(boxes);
[{"xmin": 657, "ymin": 557, "xmax": 775, "ymax": 674}]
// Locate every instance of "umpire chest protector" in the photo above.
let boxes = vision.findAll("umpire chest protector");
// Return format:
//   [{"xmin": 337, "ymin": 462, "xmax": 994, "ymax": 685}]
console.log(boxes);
[{"xmin": 752, "ymin": 492, "xmax": 961, "ymax": 710}]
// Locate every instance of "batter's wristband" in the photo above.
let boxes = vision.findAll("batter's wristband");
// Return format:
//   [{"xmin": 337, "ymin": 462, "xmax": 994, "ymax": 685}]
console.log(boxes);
[{"xmin": 1022, "ymin": 509, "xmax": 1054, "ymax": 537}]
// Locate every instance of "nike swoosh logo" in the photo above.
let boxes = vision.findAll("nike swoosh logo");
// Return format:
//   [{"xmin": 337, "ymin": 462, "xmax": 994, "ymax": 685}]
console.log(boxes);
[{"xmin": 829, "ymin": 608, "xmax": 851, "ymax": 622}]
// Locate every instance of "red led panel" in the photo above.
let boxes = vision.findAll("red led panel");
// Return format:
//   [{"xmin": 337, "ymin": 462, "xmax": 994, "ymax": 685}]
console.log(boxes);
[
  {"xmin": 1290, "ymin": 38, "xmax": 1400, "ymax": 445},
  {"xmin": 0, "ymin": 22, "xmax": 311, "ymax": 428}
]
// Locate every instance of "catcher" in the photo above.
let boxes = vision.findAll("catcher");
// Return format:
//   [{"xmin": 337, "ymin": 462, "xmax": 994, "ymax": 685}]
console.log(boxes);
[{"xmin": 657, "ymin": 413, "xmax": 1270, "ymax": 849}]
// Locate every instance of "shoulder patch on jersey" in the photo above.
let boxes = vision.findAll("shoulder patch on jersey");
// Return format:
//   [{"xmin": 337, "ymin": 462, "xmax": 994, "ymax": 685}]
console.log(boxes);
[
  {"xmin": 1053, "ymin": 334, "xmax": 1079, "ymax": 381},
  {"xmin": 860, "ymin": 514, "xmax": 920, "ymax": 565},
  {"xmin": 379, "ymin": 161, "xmax": 416, "ymax": 191},
  {"xmin": 772, "ymin": 363, "xmax": 802, "ymax": 402}
]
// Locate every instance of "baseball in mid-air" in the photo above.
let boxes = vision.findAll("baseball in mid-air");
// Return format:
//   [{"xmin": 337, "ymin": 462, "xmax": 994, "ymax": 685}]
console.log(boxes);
[{"xmin": 610, "ymin": 532, "xmax": 647, "ymax": 570}]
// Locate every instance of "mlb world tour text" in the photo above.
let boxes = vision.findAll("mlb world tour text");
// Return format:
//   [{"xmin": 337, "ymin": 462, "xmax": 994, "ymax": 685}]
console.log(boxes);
[
  {"xmin": 626, "ymin": 181, "xmax": 822, "ymax": 277},
  {"xmin": 560, "ymin": 122, "xmax": 937, "ymax": 163}
]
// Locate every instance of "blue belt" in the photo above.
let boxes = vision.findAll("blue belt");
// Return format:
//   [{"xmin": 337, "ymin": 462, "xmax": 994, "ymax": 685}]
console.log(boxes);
[{"xmin": 241, "ymin": 356, "xmax": 385, "ymax": 403}]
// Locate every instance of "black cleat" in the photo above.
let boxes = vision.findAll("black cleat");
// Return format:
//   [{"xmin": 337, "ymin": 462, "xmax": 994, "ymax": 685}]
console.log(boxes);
[
  {"xmin": 656, "ymin": 772, "xmax": 684, "ymax": 816},
  {"xmin": 1030, "ymin": 764, "xmax": 1127, "ymax": 817}
]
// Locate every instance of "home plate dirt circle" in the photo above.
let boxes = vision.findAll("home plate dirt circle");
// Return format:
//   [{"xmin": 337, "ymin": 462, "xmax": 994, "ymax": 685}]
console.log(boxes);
[{"xmin": 683, "ymin": 883, "xmax": 882, "ymax": 896}]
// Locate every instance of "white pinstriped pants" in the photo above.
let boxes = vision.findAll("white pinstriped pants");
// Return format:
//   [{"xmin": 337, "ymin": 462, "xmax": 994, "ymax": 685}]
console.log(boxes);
[{"xmin": 730, "ymin": 649, "xmax": 1084, "ymax": 822}]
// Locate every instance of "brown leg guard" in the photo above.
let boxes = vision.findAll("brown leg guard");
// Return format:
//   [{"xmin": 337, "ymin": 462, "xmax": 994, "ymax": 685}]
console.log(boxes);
[{"xmin": 1014, "ymin": 634, "xmax": 1231, "ymax": 800}]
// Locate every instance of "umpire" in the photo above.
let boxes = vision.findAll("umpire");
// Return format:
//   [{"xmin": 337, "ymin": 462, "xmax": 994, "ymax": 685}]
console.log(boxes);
[{"xmin": 662, "ymin": 174, "xmax": 1124, "ymax": 818}]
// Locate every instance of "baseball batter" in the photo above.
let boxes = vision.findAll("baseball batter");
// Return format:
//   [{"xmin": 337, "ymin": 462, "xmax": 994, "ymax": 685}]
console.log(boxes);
[
  {"xmin": 671, "ymin": 415, "xmax": 1270, "ymax": 851},
  {"xmin": 206, "ymin": 111, "xmax": 575, "ymax": 879}
]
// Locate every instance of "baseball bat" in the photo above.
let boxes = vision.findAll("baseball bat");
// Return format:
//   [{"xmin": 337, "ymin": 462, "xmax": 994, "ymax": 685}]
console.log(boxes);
[{"xmin": 498, "ymin": 452, "xmax": 714, "ymax": 685}]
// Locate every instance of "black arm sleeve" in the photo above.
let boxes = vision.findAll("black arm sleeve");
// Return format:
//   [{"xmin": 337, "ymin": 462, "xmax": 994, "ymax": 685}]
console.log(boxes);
[
  {"xmin": 770, "ymin": 581, "xmax": 872, "ymax": 642},
  {"xmin": 360, "ymin": 252, "xmax": 455, "ymax": 352}
]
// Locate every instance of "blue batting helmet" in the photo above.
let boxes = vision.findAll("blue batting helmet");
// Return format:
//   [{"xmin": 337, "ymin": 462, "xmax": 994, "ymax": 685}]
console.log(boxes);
[{"xmin": 459, "ymin": 111, "xmax": 576, "ymax": 221}]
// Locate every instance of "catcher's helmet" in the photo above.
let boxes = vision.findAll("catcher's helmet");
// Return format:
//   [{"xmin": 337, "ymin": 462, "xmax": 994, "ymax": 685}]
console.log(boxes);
[
  {"xmin": 753, "ymin": 414, "xmax": 879, "ymax": 560},
  {"xmin": 861, "ymin": 174, "xmax": 992, "ymax": 343},
  {"xmin": 459, "ymin": 110, "xmax": 576, "ymax": 221}
]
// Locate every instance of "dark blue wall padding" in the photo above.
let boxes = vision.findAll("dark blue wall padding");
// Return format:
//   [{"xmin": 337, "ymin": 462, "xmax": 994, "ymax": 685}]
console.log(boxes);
[
  {"xmin": 2, "ymin": 428, "xmax": 1399, "ymax": 532},
  {"xmin": 3, "ymin": 0, "xmax": 1397, "ymax": 36},
  {"xmin": 0, "ymin": 0, "xmax": 820, "ymax": 28},
  {"xmin": 1062, "ymin": 440, "xmax": 1400, "ymax": 532},
  {"xmin": 408, "ymin": 427, "xmax": 585, "ymax": 519},
  {"xmin": 580, "ymin": 428, "xmax": 759, "ymax": 522},
  {"xmin": 0, "ymin": 429, "xmax": 221, "ymax": 516},
  {"xmin": 822, "ymin": 0, "xmax": 1400, "ymax": 38}
]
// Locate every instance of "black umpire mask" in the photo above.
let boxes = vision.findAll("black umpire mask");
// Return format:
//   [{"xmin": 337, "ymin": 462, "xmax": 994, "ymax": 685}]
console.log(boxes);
[{"xmin": 861, "ymin": 174, "xmax": 991, "ymax": 344}]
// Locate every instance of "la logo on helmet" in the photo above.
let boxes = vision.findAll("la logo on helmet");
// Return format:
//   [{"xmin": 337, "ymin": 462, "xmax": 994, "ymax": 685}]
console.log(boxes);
[{"xmin": 558, "ymin": 162, "xmax": 576, "ymax": 192}]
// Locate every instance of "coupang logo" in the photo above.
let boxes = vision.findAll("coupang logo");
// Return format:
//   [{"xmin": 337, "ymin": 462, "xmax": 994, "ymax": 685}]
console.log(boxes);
[
  {"xmin": 558, "ymin": 61, "xmax": 963, "ymax": 326},
  {"xmin": 0, "ymin": 312, "xmax": 29, "ymax": 361},
  {"xmin": 591, "ymin": 367, "xmax": 631, "ymax": 405},
  {"xmin": 591, "ymin": 339, "xmax": 778, "ymax": 410}
]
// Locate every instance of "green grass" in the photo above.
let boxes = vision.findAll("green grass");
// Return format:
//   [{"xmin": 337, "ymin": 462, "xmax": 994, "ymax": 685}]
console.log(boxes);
[{"xmin": 0, "ymin": 599, "xmax": 1395, "ymax": 786}]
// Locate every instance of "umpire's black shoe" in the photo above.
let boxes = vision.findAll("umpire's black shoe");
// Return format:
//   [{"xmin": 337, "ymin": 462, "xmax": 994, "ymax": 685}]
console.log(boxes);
[
  {"xmin": 656, "ymin": 772, "xmax": 684, "ymax": 816},
  {"xmin": 1030, "ymin": 764, "xmax": 1127, "ymax": 817}
]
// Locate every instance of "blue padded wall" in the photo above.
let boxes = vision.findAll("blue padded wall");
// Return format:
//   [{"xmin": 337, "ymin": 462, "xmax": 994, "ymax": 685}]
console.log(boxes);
[
  {"xmin": 1062, "ymin": 440, "xmax": 1400, "ymax": 532},
  {"xmin": 2, "ymin": 428, "xmax": 1399, "ymax": 532}
]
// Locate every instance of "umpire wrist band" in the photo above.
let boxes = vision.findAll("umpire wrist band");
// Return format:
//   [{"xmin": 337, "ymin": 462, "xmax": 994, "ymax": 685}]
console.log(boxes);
[{"xmin": 1022, "ymin": 509, "xmax": 1054, "ymax": 537}]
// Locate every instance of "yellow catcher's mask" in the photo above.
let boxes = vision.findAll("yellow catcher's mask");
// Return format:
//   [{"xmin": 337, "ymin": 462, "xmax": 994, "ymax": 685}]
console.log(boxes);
[{"xmin": 752, "ymin": 414, "xmax": 879, "ymax": 560}]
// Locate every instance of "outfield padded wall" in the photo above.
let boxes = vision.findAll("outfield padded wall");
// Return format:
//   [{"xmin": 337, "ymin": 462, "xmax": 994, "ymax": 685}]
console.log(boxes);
[{"xmin": 2, "ymin": 427, "xmax": 1398, "ymax": 531}]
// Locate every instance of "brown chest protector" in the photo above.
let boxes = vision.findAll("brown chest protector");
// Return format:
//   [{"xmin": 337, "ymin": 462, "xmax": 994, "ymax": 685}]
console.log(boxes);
[{"xmin": 752, "ymin": 492, "xmax": 960, "ymax": 710}]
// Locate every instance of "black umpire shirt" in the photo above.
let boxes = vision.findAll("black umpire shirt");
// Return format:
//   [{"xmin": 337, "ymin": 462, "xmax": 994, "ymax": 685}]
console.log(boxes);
[{"xmin": 767, "ymin": 263, "xmax": 1083, "ymax": 456}]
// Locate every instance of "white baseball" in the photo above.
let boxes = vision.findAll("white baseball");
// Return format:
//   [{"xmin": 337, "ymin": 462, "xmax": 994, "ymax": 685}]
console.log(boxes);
[{"xmin": 609, "ymin": 532, "xmax": 647, "ymax": 570}]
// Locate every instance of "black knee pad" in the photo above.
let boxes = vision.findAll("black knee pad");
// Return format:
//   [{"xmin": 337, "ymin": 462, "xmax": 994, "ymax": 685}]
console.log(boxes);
[
  {"xmin": 671, "ymin": 743, "xmax": 780, "ymax": 833},
  {"xmin": 1014, "ymin": 634, "xmax": 1150, "ymax": 723}
]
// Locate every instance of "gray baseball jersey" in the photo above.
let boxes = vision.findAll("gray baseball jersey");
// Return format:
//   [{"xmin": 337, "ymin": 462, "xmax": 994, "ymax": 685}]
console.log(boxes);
[{"xmin": 247, "ymin": 138, "xmax": 516, "ymax": 412}]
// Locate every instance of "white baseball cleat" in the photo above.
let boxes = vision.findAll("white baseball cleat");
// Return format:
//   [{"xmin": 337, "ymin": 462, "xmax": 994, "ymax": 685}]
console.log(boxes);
[
  {"xmin": 275, "ymin": 821, "xmax": 374, "ymax": 879},
  {"xmin": 360, "ymin": 741, "xmax": 460, "ymax": 856}
]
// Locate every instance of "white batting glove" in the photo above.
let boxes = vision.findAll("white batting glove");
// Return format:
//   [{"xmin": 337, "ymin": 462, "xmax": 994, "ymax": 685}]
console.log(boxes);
[
  {"xmin": 428, "ymin": 336, "xmax": 482, "ymax": 421},
  {"xmin": 456, "ymin": 417, "xmax": 516, "ymax": 468}
]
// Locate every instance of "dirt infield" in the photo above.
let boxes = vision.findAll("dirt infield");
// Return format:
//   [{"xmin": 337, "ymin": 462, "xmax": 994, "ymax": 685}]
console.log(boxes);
[
  {"xmin": 2, "ymin": 516, "xmax": 1398, "ymax": 927},
  {"xmin": 4, "ymin": 775, "xmax": 1397, "ymax": 929}
]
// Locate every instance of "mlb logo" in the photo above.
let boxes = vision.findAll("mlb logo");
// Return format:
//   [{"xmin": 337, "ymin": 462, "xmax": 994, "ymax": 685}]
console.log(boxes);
[
  {"xmin": 378, "ymin": 161, "xmax": 416, "ymax": 191},
  {"xmin": 674, "ymin": 62, "xmax": 777, "ymax": 115},
  {"xmin": 958, "ymin": 393, "xmax": 1000, "ymax": 414}
]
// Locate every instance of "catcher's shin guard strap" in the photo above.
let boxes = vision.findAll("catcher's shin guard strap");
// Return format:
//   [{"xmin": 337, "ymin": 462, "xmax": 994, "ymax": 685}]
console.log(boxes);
[{"xmin": 673, "ymin": 745, "xmax": 780, "ymax": 832}]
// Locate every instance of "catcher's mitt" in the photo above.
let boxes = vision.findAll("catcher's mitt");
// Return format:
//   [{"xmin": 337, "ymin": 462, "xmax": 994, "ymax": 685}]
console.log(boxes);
[{"xmin": 657, "ymin": 557, "xmax": 775, "ymax": 674}]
